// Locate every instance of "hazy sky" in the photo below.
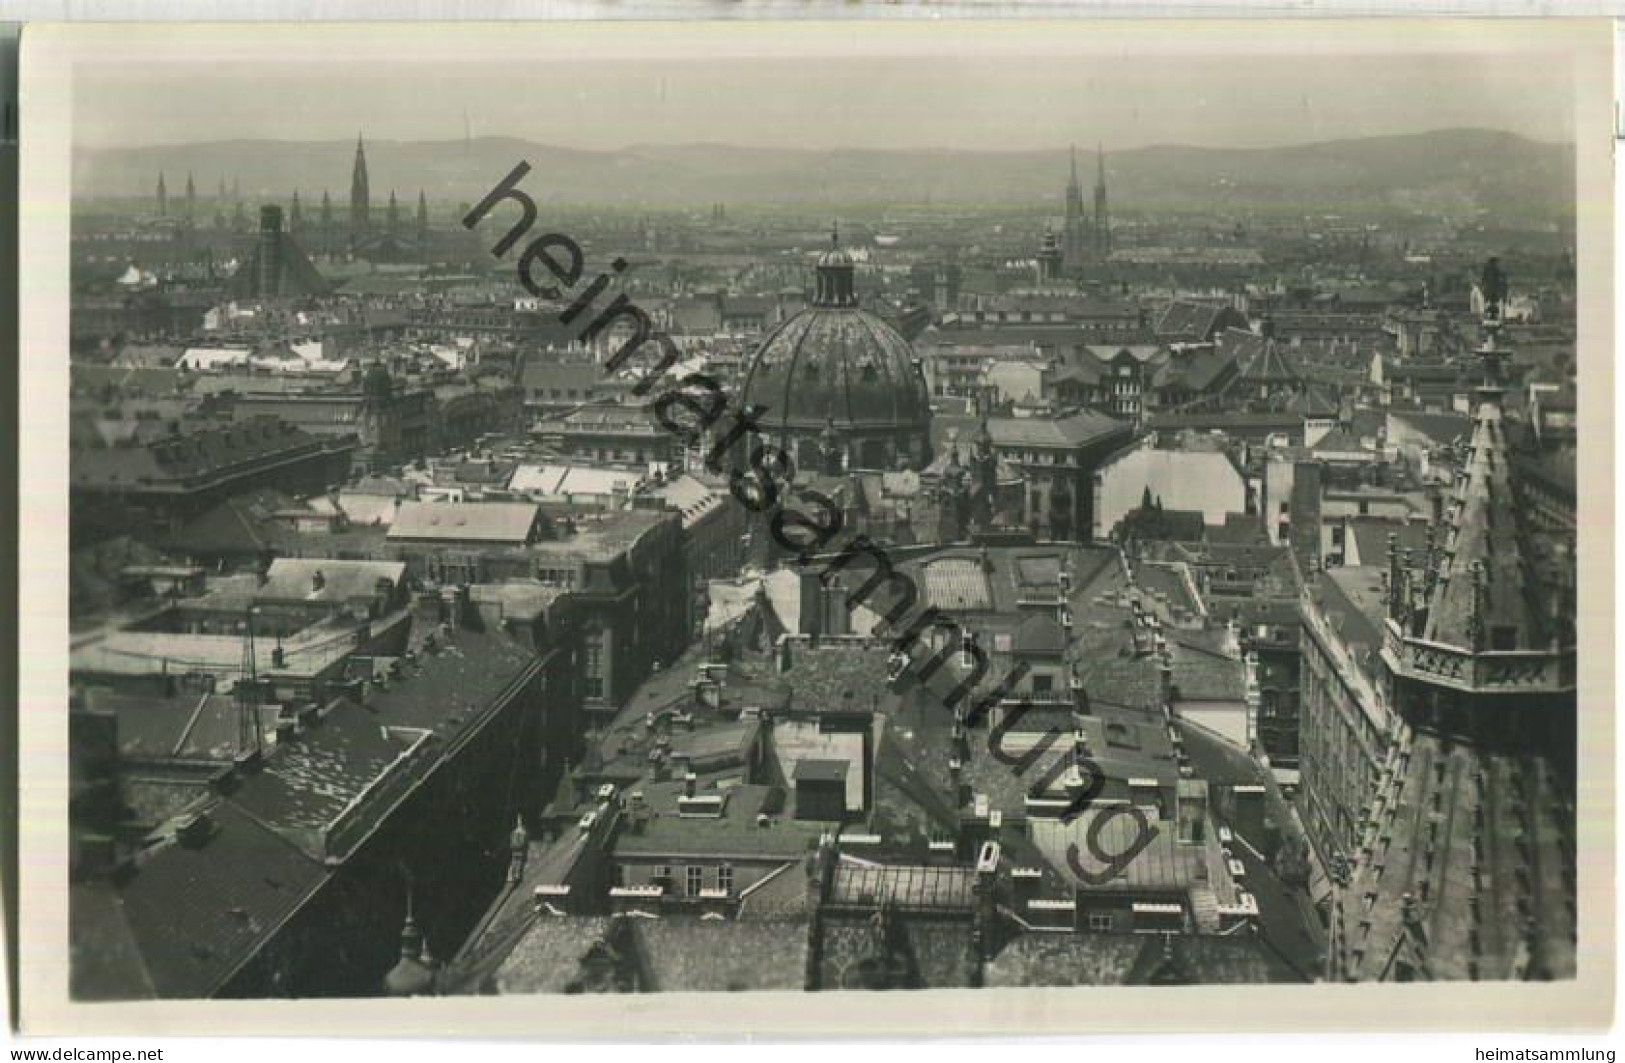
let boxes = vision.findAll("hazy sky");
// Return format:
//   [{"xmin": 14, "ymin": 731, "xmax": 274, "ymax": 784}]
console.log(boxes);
[{"xmin": 72, "ymin": 49, "xmax": 1574, "ymax": 153}]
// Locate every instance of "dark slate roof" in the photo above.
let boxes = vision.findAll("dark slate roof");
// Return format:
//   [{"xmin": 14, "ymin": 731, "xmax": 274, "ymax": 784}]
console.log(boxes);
[
  {"xmin": 610, "ymin": 783, "xmax": 827, "ymax": 859},
  {"xmin": 1169, "ymin": 642, "xmax": 1247, "ymax": 703},
  {"xmin": 71, "ymin": 883, "xmax": 158, "ymax": 1001},
  {"xmin": 229, "ymin": 229, "xmax": 330, "ymax": 299},
  {"xmin": 1389, "ymin": 409, "xmax": 1472, "ymax": 446},
  {"xmin": 1069, "ymin": 622, "xmax": 1164, "ymax": 711},
  {"xmin": 1012, "ymin": 611, "xmax": 1068, "ymax": 656},
  {"xmin": 1205, "ymin": 513, "xmax": 1268, "ymax": 547},
  {"xmin": 1177, "ymin": 349, "xmax": 1238, "ymax": 393},
  {"xmin": 162, "ymin": 489, "xmax": 308, "ymax": 558},
  {"xmin": 792, "ymin": 758, "xmax": 849, "ymax": 784},
  {"xmin": 1311, "ymin": 427, "xmax": 1368, "ymax": 454},
  {"xmin": 1154, "ymin": 301, "xmax": 1227, "ymax": 340},
  {"xmin": 83, "ymin": 690, "xmax": 243, "ymax": 763},
  {"xmin": 229, "ymin": 698, "xmax": 412, "ymax": 859},
  {"xmin": 71, "ymin": 419, "xmax": 336, "ymax": 492},
  {"xmin": 115, "ymin": 801, "xmax": 327, "ymax": 998},
  {"xmin": 71, "ymin": 364, "xmax": 187, "ymax": 396},
  {"xmin": 360, "ymin": 626, "xmax": 538, "ymax": 733}
]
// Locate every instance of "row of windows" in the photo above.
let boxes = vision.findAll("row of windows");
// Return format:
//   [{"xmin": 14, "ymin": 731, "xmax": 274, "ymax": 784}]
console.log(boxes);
[
  {"xmin": 529, "ymin": 388, "xmax": 606, "ymax": 401},
  {"xmin": 564, "ymin": 447, "xmax": 656, "ymax": 465},
  {"xmin": 622, "ymin": 864, "xmax": 735, "ymax": 896},
  {"xmin": 1007, "ymin": 449, "xmax": 1073, "ymax": 466},
  {"xmin": 583, "ymin": 631, "xmax": 605, "ymax": 701}
]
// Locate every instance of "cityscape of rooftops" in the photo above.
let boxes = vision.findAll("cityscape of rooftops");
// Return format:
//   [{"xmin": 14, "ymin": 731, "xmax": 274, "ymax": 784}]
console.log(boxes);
[{"xmin": 61, "ymin": 39, "xmax": 1580, "ymax": 1003}]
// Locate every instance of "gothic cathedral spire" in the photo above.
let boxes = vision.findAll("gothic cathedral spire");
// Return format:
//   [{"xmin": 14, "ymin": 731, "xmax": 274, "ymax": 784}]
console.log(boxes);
[
  {"xmin": 350, "ymin": 133, "xmax": 371, "ymax": 246},
  {"xmin": 1093, "ymin": 143, "xmax": 1111, "ymax": 257}
]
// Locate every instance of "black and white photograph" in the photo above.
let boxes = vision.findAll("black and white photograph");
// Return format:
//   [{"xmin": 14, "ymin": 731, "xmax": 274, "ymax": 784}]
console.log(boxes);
[{"xmin": 12, "ymin": 15, "xmax": 1614, "ymax": 1038}]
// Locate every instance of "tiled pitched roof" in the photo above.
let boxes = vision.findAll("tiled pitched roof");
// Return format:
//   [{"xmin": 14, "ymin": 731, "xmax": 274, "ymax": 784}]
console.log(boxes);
[
  {"xmin": 628, "ymin": 919, "xmax": 809, "ymax": 992},
  {"xmin": 71, "ymin": 419, "xmax": 336, "ymax": 492},
  {"xmin": 490, "ymin": 916, "xmax": 623, "ymax": 995},
  {"xmin": 229, "ymin": 699, "xmax": 415, "ymax": 859},
  {"xmin": 114, "ymin": 802, "xmax": 327, "ymax": 999}
]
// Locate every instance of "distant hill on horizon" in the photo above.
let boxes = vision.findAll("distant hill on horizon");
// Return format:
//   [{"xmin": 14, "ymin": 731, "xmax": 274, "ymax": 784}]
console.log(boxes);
[{"xmin": 75, "ymin": 128, "xmax": 1574, "ymax": 223}]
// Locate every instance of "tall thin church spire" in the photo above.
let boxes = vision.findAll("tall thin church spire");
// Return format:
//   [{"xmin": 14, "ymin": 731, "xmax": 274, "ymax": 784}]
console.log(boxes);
[
  {"xmin": 350, "ymin": 133, "xmax": 372, "ymax": 247},
  {"xmin": 1093, "ymin": 143, "xmax": 1111, "ymax": 257},
  {"xmin": 1063, "ymin": 143, "xmax": 1087, "ymax": 269}
]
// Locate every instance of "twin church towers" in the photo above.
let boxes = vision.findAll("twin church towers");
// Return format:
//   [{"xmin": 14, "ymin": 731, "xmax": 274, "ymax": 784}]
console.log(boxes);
[{"xmin": 1063, "ymin": 143, "xmax": 1111, "ymax": 267}]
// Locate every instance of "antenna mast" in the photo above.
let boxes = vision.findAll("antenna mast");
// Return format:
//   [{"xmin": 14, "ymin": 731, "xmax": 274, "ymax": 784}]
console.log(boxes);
[{"xmin": 238, "ymin": 607, "xmax": 263, "ymax": 757}]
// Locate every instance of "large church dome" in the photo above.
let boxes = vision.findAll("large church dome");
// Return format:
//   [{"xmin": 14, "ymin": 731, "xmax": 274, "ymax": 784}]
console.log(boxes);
[{"xmin": 737, "ymin": 228, "xmax": 932, "ymax": 471}]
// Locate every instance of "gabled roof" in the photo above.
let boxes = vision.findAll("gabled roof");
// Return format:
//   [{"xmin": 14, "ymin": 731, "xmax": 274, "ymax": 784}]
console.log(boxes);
[
  {"xmin": 1154, "ymin": 301, "xmax": 1235, "ymax": 340},
  {"xmin": 258, "ymin": 558, "xmax": 406, "ymax": 603},
  {"xmin": 1388, "ymin": 409, "xmax": 1472, "ymax": 446},
  {"xmin": 1175, "ymin": 350, "xmax": 1238, "ymax": 394},
  {"xmin": 71, "ymin": 419, "xmax": 334, "ymax": 493},
  {"xmin": 987, "ymin": 409, "xmax": 1129, "ymax": 449},
  {"xmin": 387, "ymin": 500, "xmax": 540, "ymax": 544},
  {"xmin": 1310, "ymin": 427, "xmax": 1368, "ymax": 455},
  {"xmin": 1232, "ymin": 339, "xmax": 1302, "ymax": 389},
  {"xmin": 162, "ymin": 490, "xmax": 306, "ymax": 559},
  {"xmin": 111, "ymin": 802, "xmax": 327, "ymax": 999}
]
